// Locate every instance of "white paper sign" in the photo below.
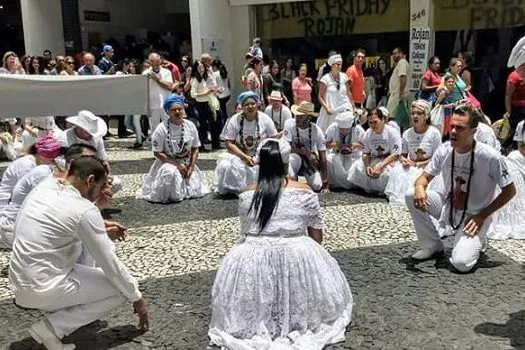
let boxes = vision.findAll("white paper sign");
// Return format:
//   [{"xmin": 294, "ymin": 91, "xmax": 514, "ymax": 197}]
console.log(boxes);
[{"xmin": 409, "ymin": 27, "xmax": 431, "ymax": 92}]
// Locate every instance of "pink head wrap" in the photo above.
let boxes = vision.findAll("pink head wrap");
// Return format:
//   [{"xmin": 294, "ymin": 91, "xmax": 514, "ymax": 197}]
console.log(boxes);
[{"xmin": 35, "ymin": 136, "xmax": 61, "ymax": 159}]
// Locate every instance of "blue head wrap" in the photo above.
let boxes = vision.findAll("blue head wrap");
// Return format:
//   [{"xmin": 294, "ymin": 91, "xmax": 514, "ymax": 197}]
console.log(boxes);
[
  {"xmin": 163, "ymin": 94, "xmax": 186, "ymax": 113},
  {"xmin": 237, "ymin": 91, "xmax": 259, "ymax": 106}
]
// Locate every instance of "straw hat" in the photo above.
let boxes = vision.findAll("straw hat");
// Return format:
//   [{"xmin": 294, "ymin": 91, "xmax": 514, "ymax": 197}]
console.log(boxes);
[
  {"xmin": 268, "ymin": 90, "xmax": 284, "ymax": 101},
  {"xmin": 66, "ymin": 110, "xmax": 107, "ymax": 138},
  {"xmin": 291, "ymin": 101, "xmax": 318, "ymax": 116}
]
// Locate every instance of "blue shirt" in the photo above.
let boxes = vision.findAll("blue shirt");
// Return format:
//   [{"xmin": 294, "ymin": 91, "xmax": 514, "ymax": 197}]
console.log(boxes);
[{"xmin": 78, "ymin": 65, "xmax": 102, "ymax": 76}]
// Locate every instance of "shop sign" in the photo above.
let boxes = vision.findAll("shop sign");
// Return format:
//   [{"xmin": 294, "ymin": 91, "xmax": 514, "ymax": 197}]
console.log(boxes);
[{"xmin": 409, "ymin": 27, "xmax": 431, "ymax": 91}]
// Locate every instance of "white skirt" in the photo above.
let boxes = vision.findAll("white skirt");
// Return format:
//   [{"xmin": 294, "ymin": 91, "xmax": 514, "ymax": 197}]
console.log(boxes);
[
  {"xmin": 384, "ymin": 164, "xmax": 423, "ymax": 206},
  {"xmin": 487, "ymin": 161, "xmax": 525, "ymax": 240},
  {"xmin": 209, "ymin": 235, "xmax": 353, "ymax": 350},
  {"xmin": 213, "ymin": 153, "xmax": 259, "ymax": 195},
  {"xmin": 347, "ymin": 158, "xmax": 392, "ymax": 194},
  {"xmin": 136, "ymin": 159, "xmax": 209, "ymax": 203},
  {"xmin": 327, "ymin": 152, "xmax": 360, "ymax": 189}
]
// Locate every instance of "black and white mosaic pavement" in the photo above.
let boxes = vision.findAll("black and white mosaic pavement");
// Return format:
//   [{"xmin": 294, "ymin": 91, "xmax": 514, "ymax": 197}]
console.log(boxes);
[{"xmin": 1, "ymin": 138, "xmax": 525, "ymax": 349}]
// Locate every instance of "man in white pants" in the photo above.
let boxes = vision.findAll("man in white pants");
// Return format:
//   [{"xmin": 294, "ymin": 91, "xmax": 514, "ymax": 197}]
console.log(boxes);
[
  {"xmin": 283, "ymin": 101, "xmax": 329, "ymax": 193},
  {"xmin": 143, "ymin": 52, "xmax": 174, "ymax": 134},
  {"xmin": 10, "ymin": 157, "xmax": 148, "ymax": 350},
  {"xmin": 406, "ymin": 105, "xmax": 516, "ymax": 273}
]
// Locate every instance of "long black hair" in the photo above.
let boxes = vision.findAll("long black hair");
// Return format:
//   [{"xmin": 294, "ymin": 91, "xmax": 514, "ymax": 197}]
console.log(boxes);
[
  {"xmin": 191, "ymin": 60, "xmax": 208, "ymax": 82},
  {"xmin": 248, "ymin": 140, "xmax": 287, "ymax": 232}
]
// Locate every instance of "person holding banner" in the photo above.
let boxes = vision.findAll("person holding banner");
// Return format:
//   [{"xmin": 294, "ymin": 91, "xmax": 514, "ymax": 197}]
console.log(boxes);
[{"xmin": 137, "ymin": 94, "xmax": 209, "ymax": 203}]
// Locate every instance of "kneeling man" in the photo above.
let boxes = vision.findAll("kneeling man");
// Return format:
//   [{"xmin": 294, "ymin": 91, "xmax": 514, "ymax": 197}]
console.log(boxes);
[
  {"xmin": 406, "ymin": 105, "xmax": 516, "ymax": 272},
  {"xmin": 9, "ymin": 157, "xmax": 148, "ymax": 350}
]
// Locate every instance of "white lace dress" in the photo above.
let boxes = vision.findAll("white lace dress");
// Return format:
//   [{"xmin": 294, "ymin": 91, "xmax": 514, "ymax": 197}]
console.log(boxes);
[
  {"xmin": 136, "ymin": 120, "xmax": 209, "ymax": 203},
  {"xmin": 209, "ymin": 187, "xmax": 353, "ymax": 349},
  {"xmin": 487, "ymin": 150, "xmax": 525, "ymax": 240},
  {"xmin": 317, "ymin": 73, "xmax": 353, "ymax": 133}
]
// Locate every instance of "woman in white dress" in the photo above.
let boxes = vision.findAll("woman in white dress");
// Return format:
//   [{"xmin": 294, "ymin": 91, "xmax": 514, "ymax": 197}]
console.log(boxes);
[
  {"xmin": 0, "ymin": 136, "xmax": 61, "ymax": 210},
  {"xmin": 214, "ymin": 91, "xmax": 278, "ymax": 196},
  {"xmin": 209, "ymin": 138, "xmax": 353, "ymax": 349},
  {"xmin": 325, "ymin": 111, "xmax": 365, "ymax": 189},
  {"xmin": 137, "ymin": 94, "xmax": 209, "ymax": 203},
  {"xmin": 385, "ymin": 100, "xmax": 442, "ymax": 205},
  {"xmin": 487, "ymin": 125, "xmax": 525, "ymax": 239},
  {"xmin": 317, "ymin": 54, "xmax": 353, "ymax": 133},
  {"xmin": 348, "ymin": 108, "xmax": 402, "ymax": 194}
]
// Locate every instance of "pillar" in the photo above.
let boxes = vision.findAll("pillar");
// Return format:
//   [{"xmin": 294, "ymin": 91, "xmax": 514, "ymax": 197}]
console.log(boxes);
[
  {"xmin": 189, "ymin": 0, "xmax": 253, "ymax": 103},
  {"xmin": 20, "ymin": 0, "xmax": 65, "ymax": 55},
  {"xmin": 409, "ymin": 0, "xmax": 435, "ymax": 92}
]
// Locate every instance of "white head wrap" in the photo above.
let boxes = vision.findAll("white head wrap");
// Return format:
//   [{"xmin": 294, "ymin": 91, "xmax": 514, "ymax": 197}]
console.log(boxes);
[
  {"xmin": 508, "ymin": 36, "xmax": 525, "ymax": 68},
  {"xmin": 255, "ymin": 138, "xmax": 291, "ymax": 164},
  {"xmin": 378, "ymin": 106, "xmax": 390, "ymax": 118},
  {"xmin": 335, "ymin": 111, "xmax": 355, "ymax": 129},
  {"xmin": 411, "ymin": 99, "xmax": 432, "ymax": 117},
  {"xmin": 327, "ymin": 54, "xmax": 343, "ymax": 66}
]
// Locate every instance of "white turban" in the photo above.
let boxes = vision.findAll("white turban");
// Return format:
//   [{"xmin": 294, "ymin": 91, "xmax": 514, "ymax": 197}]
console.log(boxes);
[
  {"xmin": 328, "ymin": 54, "xmax": 343, "ymax": 66},
  {"xmin": 508, "ymin": 36, "xmax": 525, "ymax": 68}
]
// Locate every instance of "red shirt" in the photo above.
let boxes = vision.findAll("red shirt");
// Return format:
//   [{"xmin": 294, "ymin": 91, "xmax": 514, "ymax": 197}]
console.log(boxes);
[
  {"xmin": 422, "ymin": 69, "xmax": 441, "ymax": 87},
  {"xmin": 346, "ymin": 65, "xmax": 365, "ymax": 104},
  {"xmin": 164, "ymin": 62, "xmax": 181, "ymax": 82},
  {"xmin": 508, "ymin": 71, "xmax": 525, "ymax": 108}
]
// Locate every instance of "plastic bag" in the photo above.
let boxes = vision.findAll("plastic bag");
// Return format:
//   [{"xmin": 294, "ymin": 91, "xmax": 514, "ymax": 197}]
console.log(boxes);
[
  {"xmin": 430, "ymin": 105, "xmax": 445, "ymax": 135},
  {"xmin": 492, "ymin": 116, "xmax": 511, "ymax": 142}
]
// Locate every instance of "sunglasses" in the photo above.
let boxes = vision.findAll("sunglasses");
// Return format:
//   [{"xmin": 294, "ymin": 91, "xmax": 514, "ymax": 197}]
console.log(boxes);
[{"xmin": 66, "ymin": 61, "xmax": 74, "ymax": 64}]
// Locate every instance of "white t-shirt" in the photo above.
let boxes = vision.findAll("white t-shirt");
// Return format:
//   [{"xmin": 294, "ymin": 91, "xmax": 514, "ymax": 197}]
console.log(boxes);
[
  {"xmin": 425, "ymin": 141, "xmax": 513, "ymax": 215},
  {"xmin": 221, "ymin": 112, "xmax": 278, "ymax": 156},
  {"xmin": 283, "ymin": 119, "xmax": 326, "ymax": 152},
  {"xmin": 143, "ymin": 67, "xmax": 173, "ymax": 110},
  {"xmin": 10, "ymin": 177, "xmax": 141, "ymax": 308},
  {"xmin": 214, "ymin": 71, "xmax": 231, "ymax": 99},
  {"xmin": 402, "ymin": 126, "xmax": 442, "ymax": 161},
  {"xmin": 325, "ymin": 122, "xmax": 365, "ymax": 145},
  {"xmin": 263, "ymin": 105, "xmax": 293, "ymax": 131},
  {"xmin": 513, "ymin": 120, "xmax": 524, "ymax": 142},
  {"xmin": 475, "ymin": 122, "xmax": 501, "ymax": 152},
  {"xmin": 0, "ymin": 155, "xmax": 36, "ymax": 203},
  {"xmin": 65, "ymin": 128, "xmax": 108, "ymax": 161},
  {"xmin": 389, "ymin": 58, "xmax": 410, "ymax": 96},
  {"xmin": 28, "ymin": 116, "xmax": 56, "ymax": 130},
  {"xmin": 152, "ymin": 120, "xmax": 200, "ymax": 160},
  {"xmin": 362, "ymin": 124, "xmax": 403, "ymax": 158},
  {"xmin": 388, "ymin": 120, "xmax": 401, "ymax": 134}
]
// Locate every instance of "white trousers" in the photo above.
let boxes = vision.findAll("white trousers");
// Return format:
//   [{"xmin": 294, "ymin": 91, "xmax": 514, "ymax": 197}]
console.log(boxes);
[
  {"xmin": 39, "ymin": 264, "xmax": 127, "ymax": 339},
  {"xmin": 149, "ymin": 109, "xmax": 168, "ymax": 135},
  {"xmin": 289, "ymin": 153, "xmax": 322, "ymax": 192},
  {"xmin": 125, "ymin": 114, "xmax": 143, "ymax": 144},
  {"xmin": 405, "ymin": 188, "xmax": 488, "ymax": 272}
]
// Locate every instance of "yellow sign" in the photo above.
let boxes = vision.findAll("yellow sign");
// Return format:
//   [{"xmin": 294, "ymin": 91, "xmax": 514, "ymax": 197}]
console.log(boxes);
[
  {"xmin": 256, "ymin": 0, "xmax": 410, "ymax": 39},
  {"xmin": 435, "ymin": 0, "xmax": 525, "ymax": 30}
]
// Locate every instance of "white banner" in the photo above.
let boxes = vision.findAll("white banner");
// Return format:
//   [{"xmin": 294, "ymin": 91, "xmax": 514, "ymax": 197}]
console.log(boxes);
[
  {"xmin": 409, "ymin": 27, "xmax": 432, "ymax": 92},
  {"xmin": 0, "ymin": 75, "xmax": 149, "ymax": 118}
]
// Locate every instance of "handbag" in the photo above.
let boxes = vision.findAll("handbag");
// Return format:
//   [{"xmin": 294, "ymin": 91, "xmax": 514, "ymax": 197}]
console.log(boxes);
[{"xmin": 492, "ymin": 116, "xmax": 511, "ymax": 142}]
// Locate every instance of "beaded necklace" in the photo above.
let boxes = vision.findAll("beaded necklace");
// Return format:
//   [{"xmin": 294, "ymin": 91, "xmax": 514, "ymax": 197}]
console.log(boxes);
[
  {"xmin": 271, "ymin": 107, "xmax": 282, "ymax": 130},
  {"xmin": 167, "ymin": 120, "xmax": 186, "ymax": 158},
  {"xmin": 238, "ymin": 113, "xmax": 260, "ymax": 150},
  {"xmin": 338, "ymin": 118, "xmax": 357, "ymax": 149},
  {"xmin": 449, "ymin": 140, "xmax": 476, "ymax": 230},
  {"xmin": 296, "ymin": 122, "xmax": 313, "ymax": 150}
]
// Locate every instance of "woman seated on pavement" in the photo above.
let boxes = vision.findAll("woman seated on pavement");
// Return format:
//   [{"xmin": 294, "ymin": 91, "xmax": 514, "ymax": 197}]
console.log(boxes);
[
  {"xmin": 21, "ymin": 116, "xmax": 65, "ymax": 150},
  {"xmin": 214, "ymin": 91, "xmax": 278, "ymax": 196},
  {"xmin": 487, "ymin": 124, "xmax": 525, "ymax": 240},
  {"xmin": 385, "ymin": 100, "xmax": 442, "ymax": 205},
  {"xmin": 263, "ymin": 90, "xmax": 292, "ymax": 137},
  {"xmin": 283, "ymin": 101, "xmax": 329, "ymax": 193},
  {"xmin": 137, "ymin": 94, "xmax": 209, "ymax": 203},
  {"xmin": 348, "ymin": 107, "xmax": 402, "ymax": 194},
  {"xmin": 0, "ymin": 136, "xmax": 61, "ymax": 211},
  {"xmin": 325, "ymin": 111, "xmax": 365, "ymax": 189}
]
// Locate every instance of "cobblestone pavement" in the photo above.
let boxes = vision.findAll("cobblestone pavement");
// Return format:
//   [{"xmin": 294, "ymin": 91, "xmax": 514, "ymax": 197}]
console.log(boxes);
[{"xmin": 1, "ymin": 138, "xmax": 525, "ymax": 349}]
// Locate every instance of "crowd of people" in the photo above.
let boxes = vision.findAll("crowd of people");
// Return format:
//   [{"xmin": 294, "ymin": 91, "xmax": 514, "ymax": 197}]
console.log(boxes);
[{"xmin": 0, "ymin": 34, "xmax": 524, "ymax": 349}]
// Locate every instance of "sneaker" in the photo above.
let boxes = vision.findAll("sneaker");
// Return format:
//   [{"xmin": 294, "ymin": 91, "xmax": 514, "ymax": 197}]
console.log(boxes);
[
  {"xmin": 28, "ymin": 320, "xmax": 76, "ymax": 350},
  {"xmin": 411, "ymin": 249, "xmax": 441, "ymax": 260}
]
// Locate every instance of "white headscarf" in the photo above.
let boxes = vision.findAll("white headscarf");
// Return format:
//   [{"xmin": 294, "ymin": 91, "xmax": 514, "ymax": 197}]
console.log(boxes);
[
  {"xmin": 327, "ymin": 54, "xmax": 343, "ymax": 67},
  {"xmin": 508, "ymin": 35, "xmax": 525, "ymax": 68}
]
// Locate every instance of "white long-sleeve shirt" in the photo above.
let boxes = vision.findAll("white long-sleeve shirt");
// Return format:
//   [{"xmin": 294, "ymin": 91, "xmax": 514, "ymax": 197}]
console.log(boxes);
[{"xmin": 9, "ymin": 177, "xmax": 141, "ymax": 308}]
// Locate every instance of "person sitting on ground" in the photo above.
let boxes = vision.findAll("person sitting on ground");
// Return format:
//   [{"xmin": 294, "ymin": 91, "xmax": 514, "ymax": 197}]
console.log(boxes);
[
  {"xmin": 214, "ymin": 91, "xmax": 278, "ymax": 196},
  {"xmin": 325, "ymin": 111, "xmax": 365, "ymax": 189},
  {"xmin": 21, "ymin": 116, "xmax": 65, "ymax": 150},
  {"xmin": 9, "ymin": 156, "xmax": 148, "ymax": 350},
  {"xmin": 348, "ymin": 108, "xmax": 402, "ymax": 194},
  {"xmin": 379, "ymin": 106, "xmax": 401, "ymax": 134},
  {"xmin": 283, "ymin": 101, "xmax": 329, "ymax": 193},
  {"xmin": 0, "ymin": 136, "xmax": 61, "ymax": 210},
  {"xmin": 137, "ymin": 94, "xmax": 209, "ymax": 203},
  {"xmin": 0, "ymin": 144, "xmax": 98, "ymax": 249},
  {"xmin": 209, "ymin": 138, "xmax": 352, "ymax": 349},
  {"xmin": 385, "ymin": 100, "xmax": 442, "ymax": 205},
  {"xmin": 0, "ymin": 118, "xmax": 20, "ymax": 160},
  {"xmin": 406, "ymin": 104, "xmax": 516, "ymax": 272},
  {"xmin": 263, "ymin": 90, "xmax": 292, "ymax": 137}
]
